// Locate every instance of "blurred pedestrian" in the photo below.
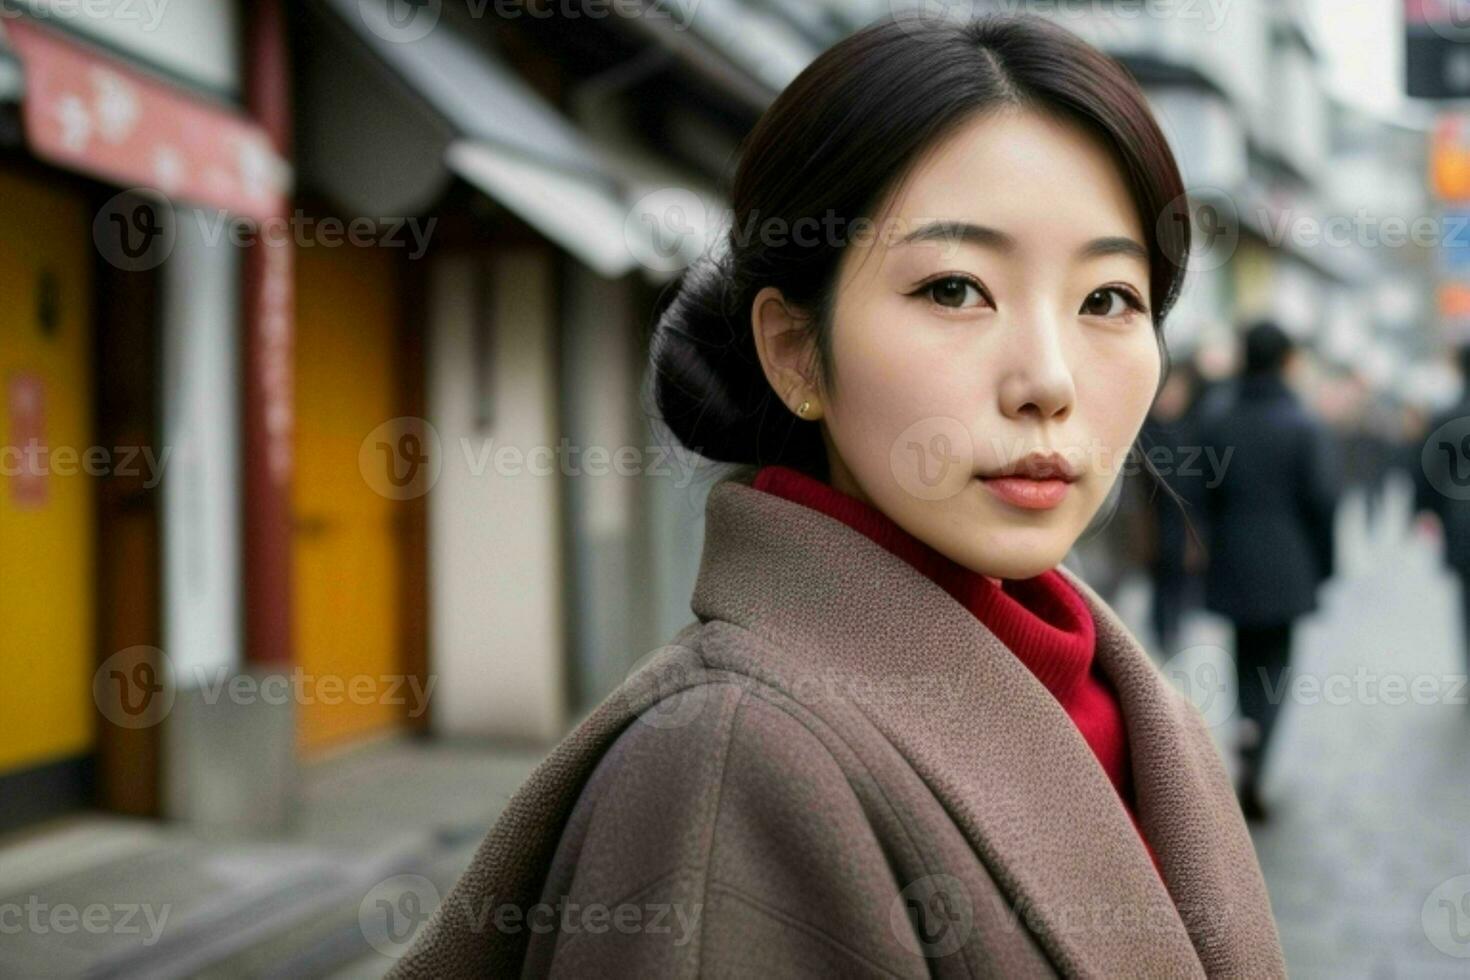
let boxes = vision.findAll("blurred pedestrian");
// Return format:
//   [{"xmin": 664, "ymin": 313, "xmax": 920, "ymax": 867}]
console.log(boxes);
[
  {"xmin": 1195, "ymin": 321, "xmax": 1340, "ymax": 823},
  {"xmin": 1337, "ymin": 377, "xmax": 1382, "ymax": 527},
  {"xmin": 1411, "ymin": 343, "xmax": 1470, "ymax": 679},
  {"xmin": 1138, "ymin": 361, "xmax": 1207, "ymax": 656}
]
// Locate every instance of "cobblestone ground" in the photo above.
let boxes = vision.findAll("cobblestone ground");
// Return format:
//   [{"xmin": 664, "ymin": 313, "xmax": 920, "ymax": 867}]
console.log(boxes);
[{"xmin": 1118, "ymin": 474, "xmax": 1470, "ymax": 978}]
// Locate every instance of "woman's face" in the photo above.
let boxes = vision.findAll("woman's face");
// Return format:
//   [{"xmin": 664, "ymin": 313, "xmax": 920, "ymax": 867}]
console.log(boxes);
[{"xmin": 774, "ymin": 108, "xmax": 1162, "ymax": 580}]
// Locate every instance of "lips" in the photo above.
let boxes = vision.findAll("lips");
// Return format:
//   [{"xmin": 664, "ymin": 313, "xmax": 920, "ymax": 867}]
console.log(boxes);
[
  {"xmin": 975, "ymin": 450, "xmax": 1080, "ymax": 511},
  {"xmin": 979, "ymin": 451, "xmax": 1081, "ymax": 483},
  {"xmin": 978, "ymin": 475, "xmax": 1071, "ymax": 510}
]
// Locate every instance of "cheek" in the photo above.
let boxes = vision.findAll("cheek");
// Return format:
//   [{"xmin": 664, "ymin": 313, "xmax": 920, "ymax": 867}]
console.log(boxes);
[
  {"xmin": 1079, "ymin": 330, "xmax": 1161, "ymax": 470},
  {"xmin": 826, "ymin": 305, "xmax": 986, "ymax": 488}
]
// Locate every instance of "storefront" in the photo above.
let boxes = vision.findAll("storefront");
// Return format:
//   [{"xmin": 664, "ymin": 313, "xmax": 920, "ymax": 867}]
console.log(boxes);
[{"xmin": 0, "ymin": 6, "xmax": 289, "ymax": 829}]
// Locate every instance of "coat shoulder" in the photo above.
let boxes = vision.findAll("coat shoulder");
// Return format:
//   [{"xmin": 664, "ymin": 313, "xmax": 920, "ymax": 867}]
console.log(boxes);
[{"xmin": 525, "ymin": 669, "xmax": 936, "ymax": 977}]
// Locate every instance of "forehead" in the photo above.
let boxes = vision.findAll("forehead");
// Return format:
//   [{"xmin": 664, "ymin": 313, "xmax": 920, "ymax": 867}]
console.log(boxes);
[{"xmin": 878, "ymin": 107, "xmax": 1146, "ymax": 255}]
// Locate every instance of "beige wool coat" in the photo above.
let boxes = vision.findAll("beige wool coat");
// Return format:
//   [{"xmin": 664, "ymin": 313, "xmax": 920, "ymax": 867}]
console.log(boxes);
[{"xmin": 387, "ymin": 470, "xmax": 1287, "ymax": 978}]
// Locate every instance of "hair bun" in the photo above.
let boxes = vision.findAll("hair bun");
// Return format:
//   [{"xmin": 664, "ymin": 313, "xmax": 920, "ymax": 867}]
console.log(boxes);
[{"xmin": 648, "ymin": 249, "xmax": 821, "ymax": 470}]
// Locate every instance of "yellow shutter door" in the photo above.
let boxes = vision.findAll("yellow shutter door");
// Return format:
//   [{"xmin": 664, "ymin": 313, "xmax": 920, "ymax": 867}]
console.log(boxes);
[
  {"xmin": 0, "ymin": 168, "xmax": 95, "ymax": 774},
  {"xmin": 293, "ymin": 240, "xmax": 403, "ymax": 754}
]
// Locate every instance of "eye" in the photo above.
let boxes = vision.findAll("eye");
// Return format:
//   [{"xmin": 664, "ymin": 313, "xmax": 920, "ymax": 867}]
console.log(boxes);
[
  {"xmin": 1080, "ymin": 285, "xmax": 1148, "ymax": 320},
  {"xmin": 913, "ymin": 274, "xmax": 990, "ymax": 310}
]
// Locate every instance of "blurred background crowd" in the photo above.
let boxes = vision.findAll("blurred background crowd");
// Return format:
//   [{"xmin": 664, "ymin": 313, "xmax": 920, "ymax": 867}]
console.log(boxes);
[{"xmin": 2, "ymin": 0, "xmax": 1470, "ymax": 976}]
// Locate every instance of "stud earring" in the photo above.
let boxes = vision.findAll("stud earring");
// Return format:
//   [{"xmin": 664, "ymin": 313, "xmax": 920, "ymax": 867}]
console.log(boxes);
[{"xmin": 797, "ymin": 399, "xmax": 812, "ymax": 418}]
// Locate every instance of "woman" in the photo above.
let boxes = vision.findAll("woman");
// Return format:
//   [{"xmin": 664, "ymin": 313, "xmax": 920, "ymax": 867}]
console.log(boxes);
[{"xmin": 390, "ymin": 13, "xmax": 1286, "ymax": 978}]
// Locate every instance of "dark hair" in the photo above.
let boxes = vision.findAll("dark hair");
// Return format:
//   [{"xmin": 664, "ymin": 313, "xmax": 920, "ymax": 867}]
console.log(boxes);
[
  {"xmin": 1242, "ymin": 319, "xmax": 1293, "ymax": 376},
  {"xmin": 649, "ymin": 13, "xmax": 1190, "ymax": 480}
]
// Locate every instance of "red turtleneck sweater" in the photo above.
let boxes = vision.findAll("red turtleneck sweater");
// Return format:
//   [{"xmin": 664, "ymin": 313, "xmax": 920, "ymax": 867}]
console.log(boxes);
[{"xmin": 752, "ymin": 464, "xmax": 1164, "ymax": 881}]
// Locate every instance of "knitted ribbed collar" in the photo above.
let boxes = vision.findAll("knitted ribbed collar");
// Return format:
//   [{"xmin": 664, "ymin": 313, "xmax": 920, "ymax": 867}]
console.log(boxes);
[{"xmin": 752, "ymin": 464, "xmax": 1097, "ymax": 705}]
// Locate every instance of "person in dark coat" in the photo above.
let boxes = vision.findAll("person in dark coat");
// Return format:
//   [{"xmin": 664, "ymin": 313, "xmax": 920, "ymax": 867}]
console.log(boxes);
[
  {"xmin": 1139, "ymin": 361, "xmax": 1207, "ymax": 656},
  {"xmin": 1411, "ymin": 343, "xmax": 1470, "ymax": 677},
  {"xmin": 1195, "ymin": 320, "xmax": 1339, "ymax": 822}
]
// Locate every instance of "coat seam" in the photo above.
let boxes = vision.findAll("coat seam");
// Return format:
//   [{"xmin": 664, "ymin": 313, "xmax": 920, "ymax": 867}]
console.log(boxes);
[
  {"xmin": 691, "ymin": 684, "xmax": 746, "ymax": 978},
  {"xmin": 692, "ymin": 665, "xmax": 985, "ymax": 978},
  {"xmin": 546, "ymin": 865, "xmax": 697, "ymax": 958},
  {"xmin": 707, "ymin": 880, "xmax": 914, "ymax": 979}
]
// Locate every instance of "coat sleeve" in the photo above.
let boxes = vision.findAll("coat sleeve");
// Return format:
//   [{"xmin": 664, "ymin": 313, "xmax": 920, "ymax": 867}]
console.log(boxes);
[{"xmin": 519, "ymin": 680, "xmax": 931, "ymax": 979}]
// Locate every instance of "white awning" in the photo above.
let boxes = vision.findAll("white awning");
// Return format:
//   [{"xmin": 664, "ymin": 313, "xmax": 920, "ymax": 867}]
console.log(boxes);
[
  {"xmin": 574, "ymin": 120, "xmax": 732, "ymax": 284},
  {"xmin": 655, "ymin": 0, "xmax": 817, "ymax": 95},
  {"xmin": 444, "ymin": 139, "xmax": 640, "ymax": 280},
  {"xmin": 322, "ymin": 0, "xmax": 654, "ymax": 278}
]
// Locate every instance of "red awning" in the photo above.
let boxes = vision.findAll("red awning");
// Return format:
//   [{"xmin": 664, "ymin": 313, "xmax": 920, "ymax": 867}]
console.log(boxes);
[{"xmin": 6, "ymin": 17, "xmax": 288, "ymax": 222}]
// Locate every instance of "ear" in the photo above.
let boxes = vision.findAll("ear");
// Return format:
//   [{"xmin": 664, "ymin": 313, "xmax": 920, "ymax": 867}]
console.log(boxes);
[{"xmin": 750, "ymin": 285, "xmax": 821, "ymax": 414}]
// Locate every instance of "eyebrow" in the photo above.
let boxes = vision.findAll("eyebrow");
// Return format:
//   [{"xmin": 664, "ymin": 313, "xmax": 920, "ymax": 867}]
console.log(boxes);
[{"xmin": 896, "ymin": 220, "xmax": 1149, "ymax": 265}]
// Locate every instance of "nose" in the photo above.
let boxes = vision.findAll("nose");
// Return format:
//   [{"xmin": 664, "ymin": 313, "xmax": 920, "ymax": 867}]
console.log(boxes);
[{"xmin": 996, "ymin": 316, "xmax": 1076, "ymax": 423}]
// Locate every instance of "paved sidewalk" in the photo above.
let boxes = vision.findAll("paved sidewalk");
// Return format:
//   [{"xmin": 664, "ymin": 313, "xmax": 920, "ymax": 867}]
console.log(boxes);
[
  {"xmin": 0, "ymin": 737, "xmax": 542, "ymax": 979},
  {"xmin": 1114, "ymin": 476, "xmax": 1470, "ymax": 978}
]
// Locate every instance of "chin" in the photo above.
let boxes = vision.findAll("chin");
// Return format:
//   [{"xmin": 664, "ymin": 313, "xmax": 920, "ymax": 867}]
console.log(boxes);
[
  {"xmin": 985, "ymin": 553, "xmax": 1066, "ymax": 581},
  {"xmin": 981, "ymin": 528, "xmax": 1076, "ymax": 575},
  {"xmin": 944, "ymin": 534, "xmax": 1071, "ymax": 581}
]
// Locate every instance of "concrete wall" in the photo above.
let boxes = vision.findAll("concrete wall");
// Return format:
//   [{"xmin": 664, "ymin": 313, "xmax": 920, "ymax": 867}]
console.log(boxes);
[
  {"xmin": 559, "ymin": 264, "xmax": 649, "ymax": 708},
  {"xmin": 427, "ymin": 248, "xmax": 566, "ymax": 741},
  {"xmin": 160, "ymin": 205, "xmax": 241, "ymax": 683}
]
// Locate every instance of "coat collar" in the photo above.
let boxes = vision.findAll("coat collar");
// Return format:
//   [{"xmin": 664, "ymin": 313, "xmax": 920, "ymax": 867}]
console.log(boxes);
[{"xmin": 690, "ymin": 470, "xmax": 1284, "ymax": 977}]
